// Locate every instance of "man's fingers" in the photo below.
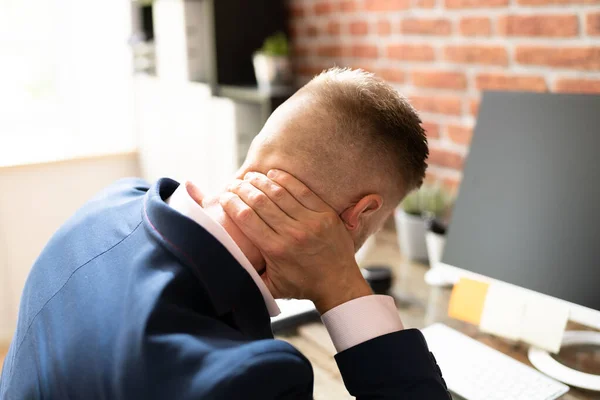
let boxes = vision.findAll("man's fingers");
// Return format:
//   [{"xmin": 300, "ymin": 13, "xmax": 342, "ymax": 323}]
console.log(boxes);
[
  {"xmin": 185, "ymin": 181, "xmax": 204, "ymax": 206},
  {"xmin": 243, "ymin": 172, "xmax": 308, "ymax": 220},
  {"xmin": 218, "ymin": 192, "xmax": 279, "ymax": 246},
  {"xmin": 266, "ymin": 169, "xmax": 331, "ymax": 213},
  {"xmin": 227, "ymin": 179, "xmax": 296, "ymax": 234}
]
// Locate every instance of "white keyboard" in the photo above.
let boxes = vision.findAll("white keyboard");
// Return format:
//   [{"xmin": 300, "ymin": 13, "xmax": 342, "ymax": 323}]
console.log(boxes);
[{"xmin": 423, "ymin": 323, "xmax": 569, "ymax": 400}]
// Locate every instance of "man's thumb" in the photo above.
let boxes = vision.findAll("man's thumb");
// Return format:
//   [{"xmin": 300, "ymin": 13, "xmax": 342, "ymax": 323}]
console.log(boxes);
[{"xmin": 185, "ymin": 181, "xmax": 205, "ymax": 206}]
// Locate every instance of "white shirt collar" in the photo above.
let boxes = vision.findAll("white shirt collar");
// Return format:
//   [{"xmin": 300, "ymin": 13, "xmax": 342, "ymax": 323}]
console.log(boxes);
[{"xmin": 166, "ymin": 184, "xmax": 281, "ymax": 317}]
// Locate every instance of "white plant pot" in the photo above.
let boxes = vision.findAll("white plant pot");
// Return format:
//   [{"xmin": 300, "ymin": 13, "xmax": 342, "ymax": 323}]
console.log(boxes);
[
  {"xmin": 426, "ymin": 232, "xmax": 446, "ymax": 268},
  {"xmin": 394, "ymin": 209, "xmax": 428, "ymax": 262},
  {"xmin": 252, "ymin": 54, "xmax": 292, "ymax": 92},
  {"xmin": 252, "ymin": 53, "xmax": 292, "ymax": 92}
]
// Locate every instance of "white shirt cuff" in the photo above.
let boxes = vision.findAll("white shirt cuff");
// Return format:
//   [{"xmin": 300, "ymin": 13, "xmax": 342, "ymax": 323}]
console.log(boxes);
[{"xmin": 320, "ymin": 295, "xmax": 404, "ymax": 353}]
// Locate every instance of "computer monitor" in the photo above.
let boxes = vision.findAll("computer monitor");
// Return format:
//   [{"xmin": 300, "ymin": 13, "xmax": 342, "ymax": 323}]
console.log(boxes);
[{"xmin": 436, "ymin": 91, "xmax": 600, "ymax": 330}]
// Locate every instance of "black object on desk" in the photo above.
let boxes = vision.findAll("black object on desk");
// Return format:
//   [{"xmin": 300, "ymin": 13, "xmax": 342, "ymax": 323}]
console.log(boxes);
[{"xmin": 362, "ymin": 266, "xmax": 393, "ymax": 294}]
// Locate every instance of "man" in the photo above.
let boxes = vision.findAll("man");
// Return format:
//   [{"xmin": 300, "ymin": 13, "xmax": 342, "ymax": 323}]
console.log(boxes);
[{"xmin": 0, "ymin": 68, "xmax": 450, "ymax": 399}]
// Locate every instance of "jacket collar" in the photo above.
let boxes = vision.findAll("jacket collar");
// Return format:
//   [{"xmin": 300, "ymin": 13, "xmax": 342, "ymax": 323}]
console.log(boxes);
[{"xmin": 142, "ymin": 178, "xmax": 273, "ymax": 339}]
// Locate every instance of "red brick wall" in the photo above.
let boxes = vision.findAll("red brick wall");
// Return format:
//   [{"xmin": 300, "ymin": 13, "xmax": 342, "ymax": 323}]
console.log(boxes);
[{"xmin": 288, "ymin": 0, "xmax": 600, "ymax": 191}]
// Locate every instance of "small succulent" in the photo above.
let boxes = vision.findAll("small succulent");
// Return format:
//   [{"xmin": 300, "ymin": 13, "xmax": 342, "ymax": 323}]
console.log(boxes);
[
  {"xmin": 257, "ymin": 32, "xmax": 289, "ymax": 57},
  {"xmin": 400, "ymin": 184, "xmax": 452, "ymax": 219}
]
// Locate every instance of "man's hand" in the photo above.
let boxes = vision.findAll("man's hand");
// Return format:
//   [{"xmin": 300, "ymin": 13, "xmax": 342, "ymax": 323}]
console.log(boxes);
[{"xmin": 219, "ymin": 169, "xmax": 372, "ymax": 314}]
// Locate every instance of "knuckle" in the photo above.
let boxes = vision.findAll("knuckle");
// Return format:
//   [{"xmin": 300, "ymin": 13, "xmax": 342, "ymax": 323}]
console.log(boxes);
[
  {"xmin": 271, "ymin": 186, "xmax": 285, "ymax": 201},
  {"xmin": 299, "ymin": 187, "xmax": 312, "ymax": 199},
  {"xmin": 308, "ymin": 220, "xmax": 322, "ymax": 233},
  {"xmin": 229, "ymin": 180, "xmax": 243, "ymax": 191},
  {"xmin": 249, "ymin": 192, "xmax": 267, "ymax": 207},
  {"xmin": 236, "ymin": 207, "xmax": 252, "ymax": 222},
  {"xmin": 276, "ymin": 174, "xmax": 290, "ymax": 187},
  {"xmin": 268, "ymin": 243, "xmax": 286, "ymax": 258},
  {"xmin": 248, "ymin": 174, "xmax": 261, "ymax": 185},
  {"xmin": 291, "ymin": 229, "xmax": 309, "ymax": 244}
]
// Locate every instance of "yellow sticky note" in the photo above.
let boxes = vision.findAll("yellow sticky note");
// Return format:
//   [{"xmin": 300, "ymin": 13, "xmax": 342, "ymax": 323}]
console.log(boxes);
[{"xmin": 448, "ymin": 278, "xmax": 490, "ymax": 325}]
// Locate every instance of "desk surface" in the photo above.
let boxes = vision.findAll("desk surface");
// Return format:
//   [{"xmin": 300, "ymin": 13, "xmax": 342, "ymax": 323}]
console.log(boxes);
[{"xmin": 277, "ymin": 231, "xmax": 600, "ymax": 400}]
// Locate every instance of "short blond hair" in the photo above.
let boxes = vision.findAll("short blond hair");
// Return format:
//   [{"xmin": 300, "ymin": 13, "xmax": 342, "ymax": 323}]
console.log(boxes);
[{"xmin": 300, "ymin": 67, "xmax": 428, "ymax": 193}]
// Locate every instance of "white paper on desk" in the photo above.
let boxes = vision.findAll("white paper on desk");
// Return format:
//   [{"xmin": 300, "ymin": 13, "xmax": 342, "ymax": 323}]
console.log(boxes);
[
  {"xmin": 520, "ymin": 296, "xmax": 569, "ymax": 354},
  {"xmin": 479, "ymin": 283, "xmax": 528, "ymax": 341}
]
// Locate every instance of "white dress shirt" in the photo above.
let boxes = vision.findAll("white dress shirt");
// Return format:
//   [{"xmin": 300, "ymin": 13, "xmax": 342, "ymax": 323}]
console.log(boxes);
[{"xmin": 167, "ymin": 183, "xmax": 404, "ymax": 352}]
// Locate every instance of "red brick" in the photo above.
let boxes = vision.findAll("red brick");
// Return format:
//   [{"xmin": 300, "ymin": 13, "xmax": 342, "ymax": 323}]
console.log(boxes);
[
  {"xmin": 416, "ymin": 0, "xmax": 437, "ymax": 7},
  {"xmin": 365, "ymin": 0, "xmax": 411, "ymax": 11},
  {"xmin": 352, "ymin": 45, "xmax": 379, "ymax": 58},
  {"xmin": 554, "ymin": 78, "xmax": 600, "ymax": 94},
  {"xmin": 445, "ymin": 45, "xmax": 508, "ymax": 66},
  {"xmin": 422, "ymin": 122, "xmax": 440, "ymax": 139},
  {"xmin": 498, "ymin": 15, "xmax": 578, "ymax": 37},
  {"xmin": 446, "ymin": 0, "xmax": 508, "ymax": 8},
  {"xmin": 428, "ymin": 147, "xmax": 465, "ymax": 169},
  {"xmin": 516, "ymin": 46, "xmax": 600, "ymax": 71},
  {"xmin": 326, "ymin": 21, "xmax": 341, "ymax": 35},
  {"xmin": 447, "ymin": 124, "xmax": 473, "ymax": 145},
  {"xmin": 314, "ymin": 1, "xmax": 336, "ymax": 15},
  {"xmin": 470, "ymin": 99, "xmax": 480, "ymax": 116},
  {"xmin": 400, "ymin": 18, "xmax": 453, "ymax": 35},
  {"xmin": 387, "ymin": 44, "xmax": 436, "ymax": 62},
  {"xmin": 289, "ymin": 25, "xmax": 299, "ymax": 39},
  {"xmin": 292, "ymin": 45, "xmax": 310, "ymax": 57},
  {"xmin": 376, "ymin": 68, "xmax": 405, "ymax": 83},
  {"xmin": 412, "ymin": 70, "xmax": 467, "ymax": 90},
  {"xmin": 410, "ymin": 95, "xmax": 463, "ymax": 115},
  {"xmin": 442, "ymin": 176, "xmax": 462, "ymax": 193},
  {"xmin": 475, "ymin": 73, "xmax": 547, "ymax": 92},
  {"xmin": 356, "ymin": 64, "xmax": 378, "ymax": 73},
  {"xmin": 588, "ymin": 12, "xmax": 600, "ymax": 35},
  {"xmin": 424, "ymin": 170, "xmax": 440, "ymax": 185},
  {"xmin": 306, "ymin": 24, "xmax": 318, "ymax": 37},
  {"xmin": 350, "ymin": 21, "xmax": 369, "ymax": 35},
  {"xmin": 518, "ymin": 0, "xmax": 599, "ymax": 5},
  {"xmin": 316, "ymin": 45, "xmax": 348, "ymax": 58},
  {"xmin": 459, "ymin": 17, "xmax": 492, "ymax": 36},
  {"xmin": 340, "ymin": 0, "xmax": 359, "ymax": 11},
  {"xmin": 424, "ymin": 170, "xmax": 463, "ymax": 193},
  {"xmin": 377, "ymin": 20, "xmax": 392, "ymax": 35},
  {"xmin": 289, "ymin": 4, "xmax": 306, "ymax": 18},
  {"xmin": 296, "ymin": 64, "xmax": 327, "ymax": 77}
]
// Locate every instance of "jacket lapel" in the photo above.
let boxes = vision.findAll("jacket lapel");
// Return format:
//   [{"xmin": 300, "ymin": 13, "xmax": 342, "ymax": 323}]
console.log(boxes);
[{"xmin": 142, "ymin": 178, "xmax": 273, "ymax": 340}]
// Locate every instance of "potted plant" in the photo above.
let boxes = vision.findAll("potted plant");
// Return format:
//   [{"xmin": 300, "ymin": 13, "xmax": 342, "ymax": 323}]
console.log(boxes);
[
  {"xmin": 394, "ymin": 184, "xmax": 451, "ymax": 263},
  {"xmin": 253, "ymin": 32, "xmax": 292, "ymax": 93}
]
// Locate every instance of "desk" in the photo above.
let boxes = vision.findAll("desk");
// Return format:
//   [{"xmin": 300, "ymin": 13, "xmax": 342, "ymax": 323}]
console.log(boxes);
[{"xmin": 277, "ymin": 231, "xmax": 600, "ymax": 400}]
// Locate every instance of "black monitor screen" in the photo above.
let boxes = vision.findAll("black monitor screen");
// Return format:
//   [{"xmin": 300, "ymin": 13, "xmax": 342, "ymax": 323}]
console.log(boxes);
[{"xmin": 442, "ymin": 91, "xmax": 600, "ymax": 311}]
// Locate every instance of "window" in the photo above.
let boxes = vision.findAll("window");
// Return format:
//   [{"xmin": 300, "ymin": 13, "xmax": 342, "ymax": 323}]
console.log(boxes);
[{"xmin": 0, "ymin": 0, "xmax": 135, "ymax": 167}]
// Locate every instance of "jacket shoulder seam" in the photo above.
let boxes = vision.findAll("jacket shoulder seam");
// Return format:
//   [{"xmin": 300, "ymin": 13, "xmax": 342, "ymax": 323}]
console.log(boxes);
[{"xmin": 6, "ymin": 220, "xmax": 143, "ymax": 379}]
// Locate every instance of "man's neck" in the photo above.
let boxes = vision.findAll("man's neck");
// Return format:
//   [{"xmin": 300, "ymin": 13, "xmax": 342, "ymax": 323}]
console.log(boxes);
[{"xmin": 200, "ymin": 195, "xmax": 266, "ymax": 273}]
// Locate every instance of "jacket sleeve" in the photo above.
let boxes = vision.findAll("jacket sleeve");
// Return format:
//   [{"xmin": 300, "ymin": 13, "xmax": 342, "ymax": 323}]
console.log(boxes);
[
  {"xmin": 209, "ymin": 349, "xmax": 315, "ymax": 400},
  {"xmin": 335, "ymin": 329, "xmax": 452, "ymax": 399}
]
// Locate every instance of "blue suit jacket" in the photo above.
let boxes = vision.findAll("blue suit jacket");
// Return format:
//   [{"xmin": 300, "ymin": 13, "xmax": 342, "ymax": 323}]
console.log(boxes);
[{"xmin": 0, "ymin": 178, "xmax": 450, "ymax": 399}]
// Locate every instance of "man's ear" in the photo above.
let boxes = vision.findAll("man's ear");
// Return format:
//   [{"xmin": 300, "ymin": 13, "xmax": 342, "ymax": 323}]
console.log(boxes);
[{"xmin": 339, "ymin": 194, "xmax": 383, "ymax": 231}]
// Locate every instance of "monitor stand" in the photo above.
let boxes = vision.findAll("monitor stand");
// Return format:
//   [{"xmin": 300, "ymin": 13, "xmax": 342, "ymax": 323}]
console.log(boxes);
[{"xmin": 528, "ymin": 330, "xmax": 600, "ymax": 391}]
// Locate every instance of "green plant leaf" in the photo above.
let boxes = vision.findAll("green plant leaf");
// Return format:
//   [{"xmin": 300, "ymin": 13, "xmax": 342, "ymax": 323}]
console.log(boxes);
[
  {"xmin": 259, "ymin": 32, "xmax": 289, "ymax": 57},
  {"xmin": 400, "ymin": 184, "xmax": 453, "ymax": 218}
]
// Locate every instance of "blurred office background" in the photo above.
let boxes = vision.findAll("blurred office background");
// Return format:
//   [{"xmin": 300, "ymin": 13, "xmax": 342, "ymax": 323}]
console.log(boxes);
[{"xmin": 0, "ymin": 0, "xmax": 599, "ymax": 349}]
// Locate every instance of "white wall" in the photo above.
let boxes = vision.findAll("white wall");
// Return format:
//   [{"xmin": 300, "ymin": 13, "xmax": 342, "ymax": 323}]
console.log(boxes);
[
  {"xmin": 0, "ymin": 76, "xmax": 264, "ymax": 342},
  {"xmin": 134, "ymin": 75, "xmax": 241, "ymax": 197},
  {"xmin": 0, "ymin": 153, "xmax": 140, "ymax": 342}
]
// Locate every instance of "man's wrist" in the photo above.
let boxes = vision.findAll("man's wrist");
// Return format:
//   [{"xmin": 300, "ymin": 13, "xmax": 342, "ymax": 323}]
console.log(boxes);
[{"xmin": 313, "ymin": 274, "xmax": 373, "ymax": 315}]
